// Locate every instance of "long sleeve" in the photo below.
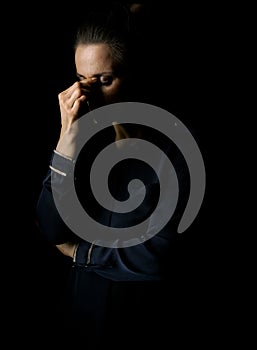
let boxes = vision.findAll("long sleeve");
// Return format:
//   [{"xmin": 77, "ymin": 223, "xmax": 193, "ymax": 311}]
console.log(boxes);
[
  {"xmin": 36, "ymin": 145, "xmax": 188, "ymax": 281},
  {"xmin": 36, "ymin": 151, "xmax": 81, "ymax": 244}
]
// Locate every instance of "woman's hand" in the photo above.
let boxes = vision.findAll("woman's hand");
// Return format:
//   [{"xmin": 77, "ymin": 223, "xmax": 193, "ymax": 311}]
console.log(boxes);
[
  {"xmin": 58, "ymin": 77, "xmax": 97, "ymax": 136},
  {"xmin": 56, "ymin": 242, "xmax": 78, "ymax": 259},
  {"xmin": 56, "ymin": 77, "xmax": 97, "ymax": 157}
]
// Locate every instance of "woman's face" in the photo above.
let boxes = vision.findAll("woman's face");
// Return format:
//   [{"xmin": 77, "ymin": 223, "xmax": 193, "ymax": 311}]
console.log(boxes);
[{"xmin": 75, "ymin": 43, "xmax": 127, "ymax": 110}]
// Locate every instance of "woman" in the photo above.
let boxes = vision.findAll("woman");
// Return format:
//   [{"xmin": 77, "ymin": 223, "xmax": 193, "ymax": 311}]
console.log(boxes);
[{"xmin": 36, "ymin": 3, "xmax": 189, "ymax": 344}]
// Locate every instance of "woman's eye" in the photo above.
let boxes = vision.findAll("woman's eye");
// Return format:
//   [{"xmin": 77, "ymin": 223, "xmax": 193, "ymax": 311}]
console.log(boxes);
[{"xmin": 99, "ymin": 75, "xmax": 113, "ymax": 86}]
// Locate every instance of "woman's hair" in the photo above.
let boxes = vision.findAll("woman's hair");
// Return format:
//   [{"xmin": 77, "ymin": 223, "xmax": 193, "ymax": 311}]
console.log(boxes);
[{"xmin": 74, "ymin": 3, "xmax": 144, "ymax": 73}]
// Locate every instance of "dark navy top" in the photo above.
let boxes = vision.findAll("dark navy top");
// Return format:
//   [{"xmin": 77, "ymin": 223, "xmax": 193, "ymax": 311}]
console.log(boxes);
[{"xmin": 36, "ymin": 126, "xmax": 190, "ymax": 281}]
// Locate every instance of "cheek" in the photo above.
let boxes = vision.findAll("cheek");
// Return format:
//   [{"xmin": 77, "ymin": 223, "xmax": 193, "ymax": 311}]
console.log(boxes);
[{"xmin": 102, "ymin": 80, "xmax": 126, "ymax": 102}]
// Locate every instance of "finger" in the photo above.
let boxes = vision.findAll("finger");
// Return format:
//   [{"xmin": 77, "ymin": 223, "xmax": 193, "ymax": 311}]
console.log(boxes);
[
  {"xmin": 79, "ymin": 76, "xmax": 98, "ymax": 88},
  {"xmin": 68, "ymin": 87, "xmax": 91, "ymax": 108},
  {"xmin": 62, "ymin": 77, "xmax": 97, "ymax": 100},
  {"xmin": 68, "ymin": 76, "xmax": 98, "ymax": 107},
  {"xmin": 72, "ymin": 95, "xmax": 87, "ymax": 112}
]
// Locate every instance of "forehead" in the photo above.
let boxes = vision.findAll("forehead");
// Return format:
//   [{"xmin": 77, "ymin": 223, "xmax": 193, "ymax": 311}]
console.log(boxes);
[{"xmin": 75, "ymin": 43, "xmax": 114, "ymax": 77}]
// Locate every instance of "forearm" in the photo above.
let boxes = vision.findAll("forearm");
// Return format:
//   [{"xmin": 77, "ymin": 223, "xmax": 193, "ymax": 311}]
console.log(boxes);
[{"xmin": 36, "ymin": 152, "xmax": 78, "ymax": 245}]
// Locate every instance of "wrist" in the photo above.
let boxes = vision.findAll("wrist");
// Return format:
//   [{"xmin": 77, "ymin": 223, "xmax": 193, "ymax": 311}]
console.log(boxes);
[{"xmin": 56, "ymin": 127, "xmax": 78, "ymax": 159}]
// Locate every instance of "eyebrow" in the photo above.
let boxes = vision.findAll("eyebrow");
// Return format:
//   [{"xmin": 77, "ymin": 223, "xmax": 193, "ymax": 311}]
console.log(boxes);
[{"xmin": 76, "ymin": 71, "xmax": 113, "ymax": 80}]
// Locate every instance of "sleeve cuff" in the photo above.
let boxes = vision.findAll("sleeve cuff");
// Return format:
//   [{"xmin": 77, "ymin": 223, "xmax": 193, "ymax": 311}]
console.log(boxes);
[{"xmin": 50, "ymin": 149, "xmax": 75, "ymax": 176}]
